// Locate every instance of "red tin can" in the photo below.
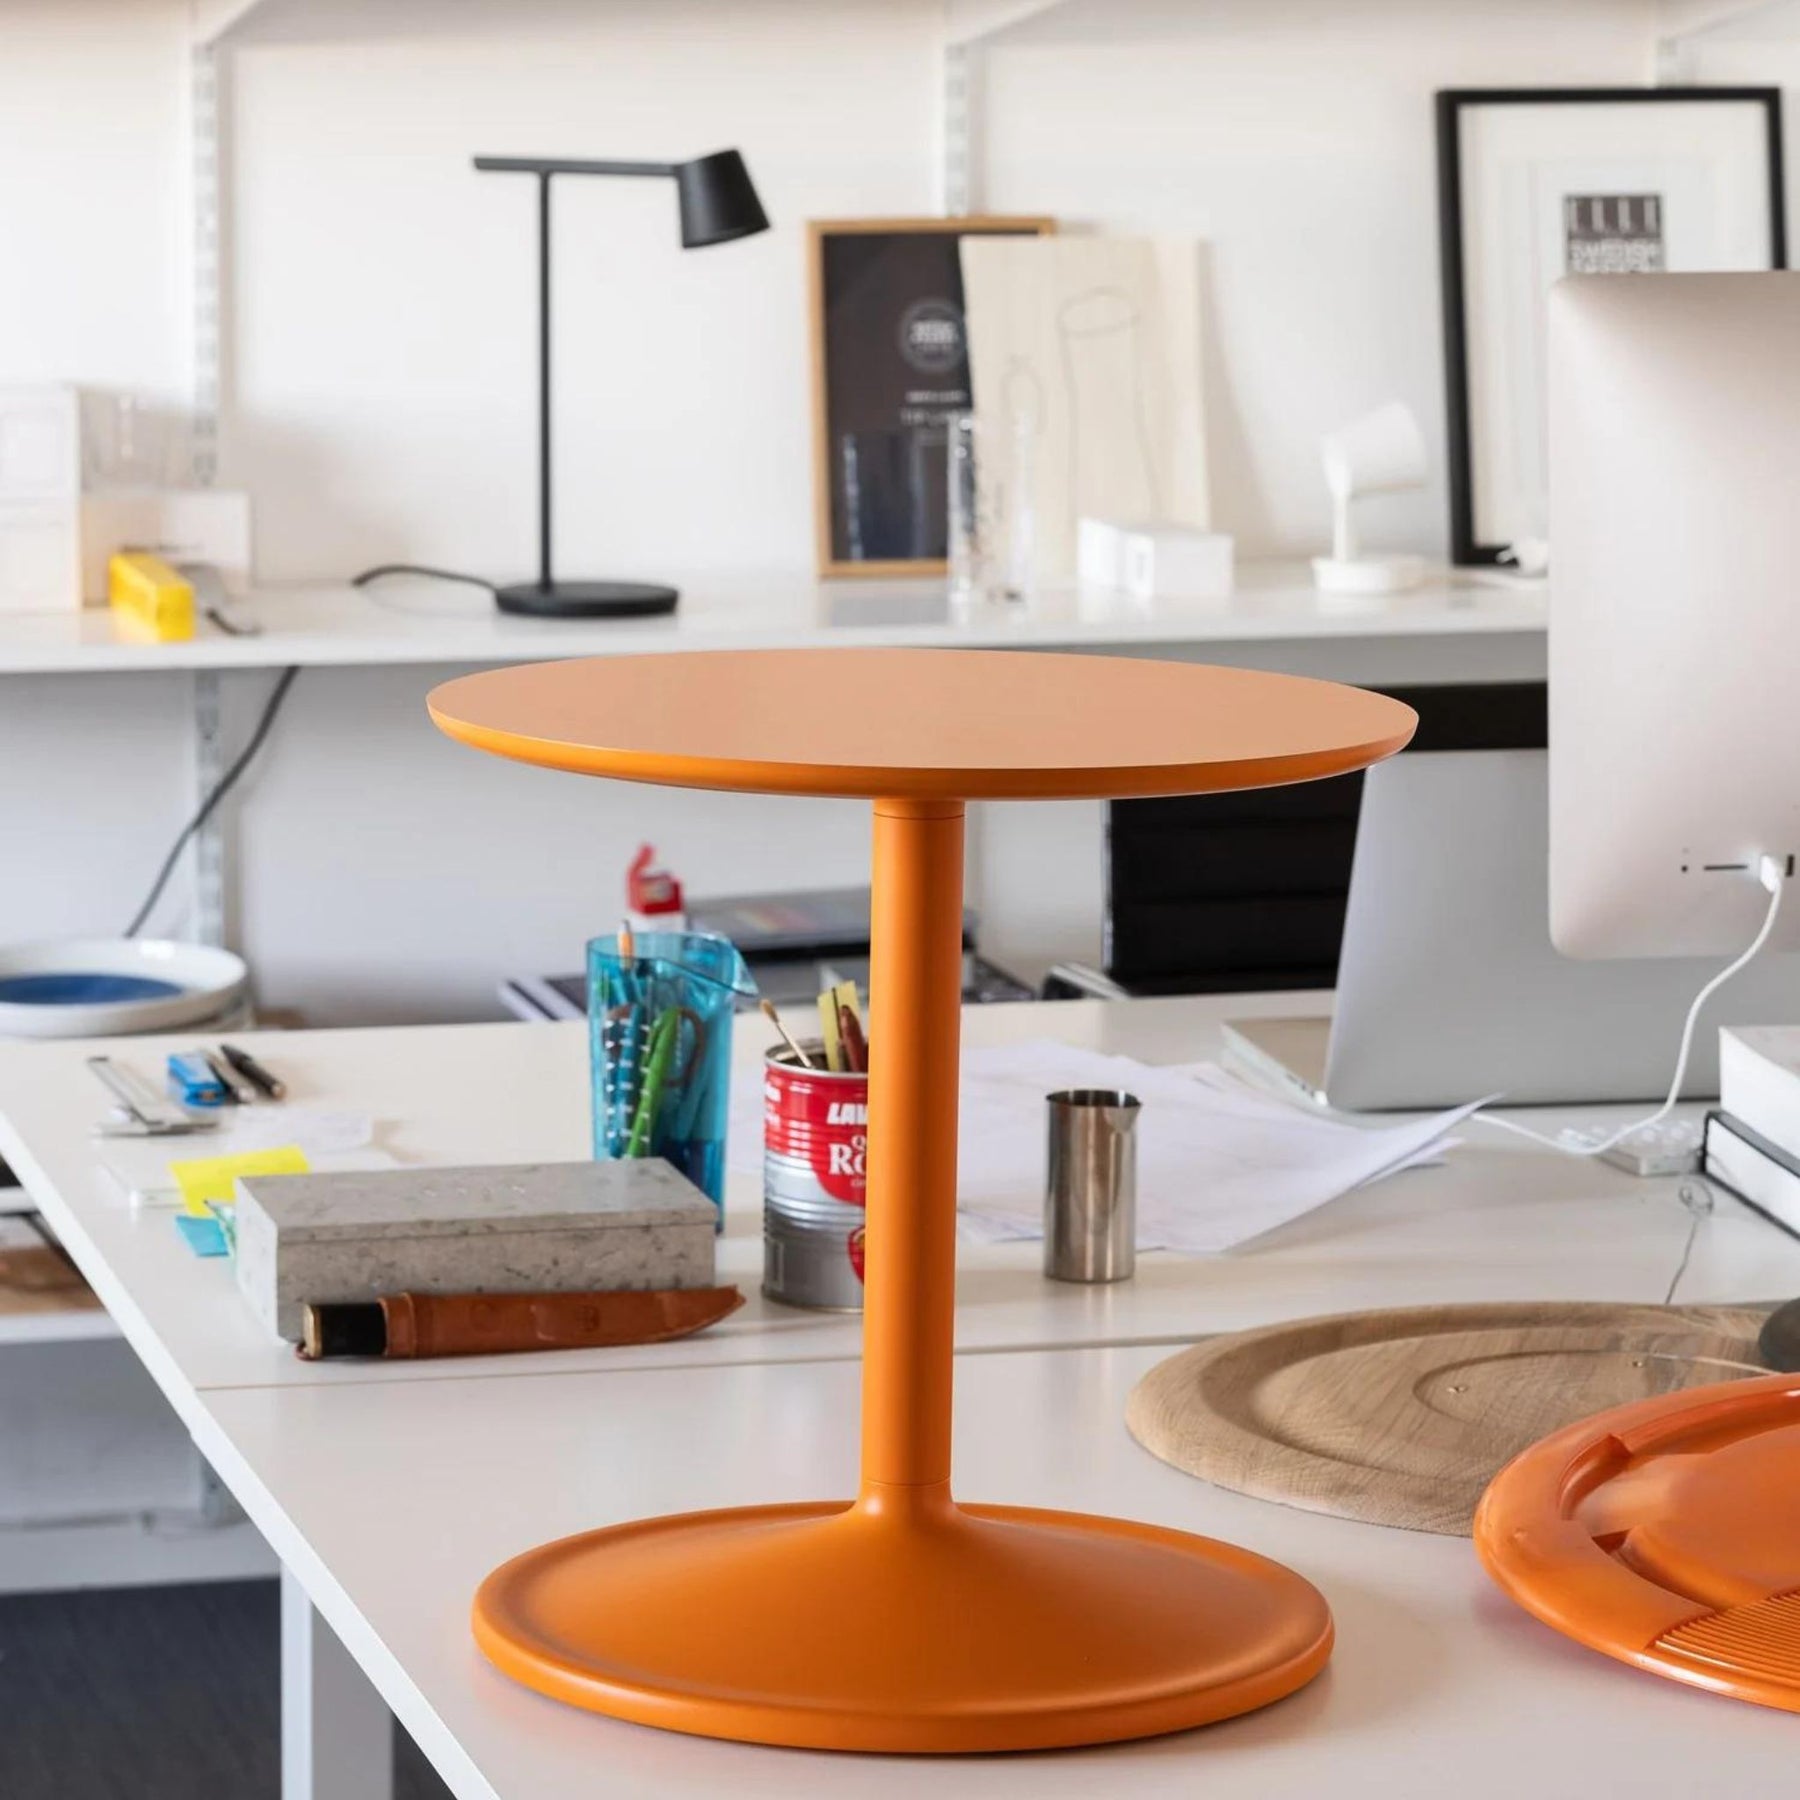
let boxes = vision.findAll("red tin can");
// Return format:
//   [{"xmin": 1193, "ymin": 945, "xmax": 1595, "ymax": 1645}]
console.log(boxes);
[{"xmin": 762, "ymin": 1044, "xmax": 867, "ymax": 1310}]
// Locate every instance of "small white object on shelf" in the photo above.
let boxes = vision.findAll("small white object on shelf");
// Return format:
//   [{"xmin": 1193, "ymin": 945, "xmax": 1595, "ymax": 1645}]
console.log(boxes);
[
  {"xmin": 1078, "ymin": 518, "xmax": 1233, "ymax": 600},
  {"xmin": 1121, "ymin": 525, "xmax": 1232, "ymax": 601},
  {"xmin": 1311, "ymin": 400, "xmax": 1426, "ymax": 596},
  {"xmin": 1076, "ymin": 518, "xmax": 1128, "ymax": 588},
  {"xmin": 0, "ymin": 385, "xmax": 81, "ymax": 614}
]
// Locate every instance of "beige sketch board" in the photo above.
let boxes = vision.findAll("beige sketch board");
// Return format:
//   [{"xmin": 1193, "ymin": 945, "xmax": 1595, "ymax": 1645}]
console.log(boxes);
[{"xmin": 959, "ymin": 234, "xmax": 1209, "ymax": 581}]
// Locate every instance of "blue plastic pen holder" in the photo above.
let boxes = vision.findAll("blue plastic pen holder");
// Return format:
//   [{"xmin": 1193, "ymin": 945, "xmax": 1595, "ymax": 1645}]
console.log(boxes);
[{"xmin": 587, "ymin": 931, "xmax": 756, "ymax": 1222}]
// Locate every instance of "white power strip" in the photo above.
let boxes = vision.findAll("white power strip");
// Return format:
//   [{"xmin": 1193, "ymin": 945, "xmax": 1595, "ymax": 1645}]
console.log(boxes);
[{"xmin": 1598, "ymin": 1118, "xmax": 1703, "ymax": 1178}]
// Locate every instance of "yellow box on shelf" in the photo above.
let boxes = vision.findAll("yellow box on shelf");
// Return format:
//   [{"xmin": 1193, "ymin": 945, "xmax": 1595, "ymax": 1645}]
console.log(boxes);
[{"xmin": 108, "ymin": 551, "xmax": 194, "ymax": 642}]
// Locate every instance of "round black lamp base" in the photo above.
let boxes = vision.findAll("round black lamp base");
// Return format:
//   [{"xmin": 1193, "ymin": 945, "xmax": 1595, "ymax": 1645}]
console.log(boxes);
[{"xmin": 495, "ymin": 579, "xmax": 679, "ymax": 619}]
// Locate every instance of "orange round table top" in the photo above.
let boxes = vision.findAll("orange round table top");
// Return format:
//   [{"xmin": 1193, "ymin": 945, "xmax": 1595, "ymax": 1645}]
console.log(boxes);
[{"xmin": 427, "ymin": 648, "xmax": 1416, "ymax": 801}]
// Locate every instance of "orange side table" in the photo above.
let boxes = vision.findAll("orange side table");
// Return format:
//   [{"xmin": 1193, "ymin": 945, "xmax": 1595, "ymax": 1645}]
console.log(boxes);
[{"xmin": 429, "ymin": 647, "xmax": 1415, "ymax": 1754}]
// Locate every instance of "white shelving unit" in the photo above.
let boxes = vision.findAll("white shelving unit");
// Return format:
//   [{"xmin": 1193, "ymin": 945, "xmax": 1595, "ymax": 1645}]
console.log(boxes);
[{"xmin": 189, "ymin": 0, "xmax": 1800, "ymax": 47}]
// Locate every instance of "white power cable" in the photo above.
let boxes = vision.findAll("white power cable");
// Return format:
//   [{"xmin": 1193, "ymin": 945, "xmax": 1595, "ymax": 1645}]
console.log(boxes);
[{"xmin": 1474, "ymin": 853, "xmax": 1787, "ymax": 1158}]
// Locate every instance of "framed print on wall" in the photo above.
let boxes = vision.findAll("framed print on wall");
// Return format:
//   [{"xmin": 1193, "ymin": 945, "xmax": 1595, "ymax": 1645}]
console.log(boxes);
[
  {"xmin": 1436, "ymin": 86, "xmax": 1786, "ymax": 566},
  {"xmin": 808, "ymin": 216, "xmax": 1054, "ymax": 578}
]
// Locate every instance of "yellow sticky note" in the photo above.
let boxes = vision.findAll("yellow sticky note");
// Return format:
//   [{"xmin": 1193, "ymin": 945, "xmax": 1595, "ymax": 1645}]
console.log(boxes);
[{"xmin": 168, "ymin": 1146, "xmax": 310, "ymax": 1218}]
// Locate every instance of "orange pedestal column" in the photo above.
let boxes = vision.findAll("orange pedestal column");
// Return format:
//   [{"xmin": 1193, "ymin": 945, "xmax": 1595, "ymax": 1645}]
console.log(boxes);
[
  {"xmin": 859, "ymin": 797, "xmax": 964, "ymax": 1512},
  {"xmin": 470, "ymin": 797, "xmax": 1336, "ymax": 1753}
]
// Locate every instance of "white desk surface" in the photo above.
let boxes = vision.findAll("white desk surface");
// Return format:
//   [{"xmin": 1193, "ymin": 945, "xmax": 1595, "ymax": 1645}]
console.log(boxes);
[
  {"xmin": 0, "ymin": 565, "xmax": 1544, "ymax": 675},
  {"xmin": 5, "ymin": 991, "xmax": 1797, "ymax": 1797},
  {"xmin": 2, "ymin": 994, "xmax": 1792, "ymax": 1405},
  {"xmin": 197, "ymin": 1341, "xmax": 1795, "ymax": 1800}
]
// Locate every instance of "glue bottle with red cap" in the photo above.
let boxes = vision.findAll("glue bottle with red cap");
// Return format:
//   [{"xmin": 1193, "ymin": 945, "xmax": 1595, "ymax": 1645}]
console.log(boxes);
[{"xmin": 624, "ymin": 844, "xmax": 687, "ymax": 934}]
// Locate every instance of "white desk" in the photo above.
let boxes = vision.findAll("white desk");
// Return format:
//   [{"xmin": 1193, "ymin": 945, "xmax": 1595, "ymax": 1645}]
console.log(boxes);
[
  {"xmin": 3, "ymin": 992, "xmax": 1793, "ymax": 1798},
  {"xmin": 0, "ymin": 995, "xmax": 1785, "ymax": 1405},
  {"xmin": 198, "ymin": 1345, "xmax": 1797, "ymax": 1800}
]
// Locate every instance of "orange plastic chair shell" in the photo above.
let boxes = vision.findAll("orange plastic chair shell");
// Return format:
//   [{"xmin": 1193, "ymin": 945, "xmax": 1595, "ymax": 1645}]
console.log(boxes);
[{"xmin": 1475, "ymin": 1370, "xmax": 1800, "ymax": 1711}]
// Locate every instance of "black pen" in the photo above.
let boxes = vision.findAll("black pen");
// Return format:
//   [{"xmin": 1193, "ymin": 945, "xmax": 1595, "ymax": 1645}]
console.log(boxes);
[{"xmin": 218, "ymin": 1042, "xmax": 286, "ymax": 1100}]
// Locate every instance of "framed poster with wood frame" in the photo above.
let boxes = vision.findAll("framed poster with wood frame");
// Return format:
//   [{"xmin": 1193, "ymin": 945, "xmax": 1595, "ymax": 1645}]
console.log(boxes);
[
  {"xmin": 808, "ymin": 215, "xmax": 1055, "ymax": 578},
  {"xmin": 1436, "ymin": 86, "xmax": 1785, "ymax": 566}
]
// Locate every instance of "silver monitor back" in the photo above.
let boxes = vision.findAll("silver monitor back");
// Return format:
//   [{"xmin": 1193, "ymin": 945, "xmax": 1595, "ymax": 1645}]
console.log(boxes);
[
  {"xmin": 1320, "ymin": 749, "xmax": 1800, "ymax": 1110},
  {"xmin": 1548, "ymin": 272, "xmax": 1800, "ymax": 960}
]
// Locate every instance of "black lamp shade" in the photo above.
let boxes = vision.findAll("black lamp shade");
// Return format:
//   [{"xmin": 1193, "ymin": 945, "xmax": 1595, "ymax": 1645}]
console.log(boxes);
[{"xmin": 675, "ymin": 150, "xmax": 770, "ymax": 249}]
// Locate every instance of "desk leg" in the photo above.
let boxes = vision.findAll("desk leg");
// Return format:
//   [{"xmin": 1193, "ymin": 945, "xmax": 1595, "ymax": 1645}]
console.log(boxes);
[{"xmin": 280, "ymin": 1565, "xmax": 393, "ymax": 1800}]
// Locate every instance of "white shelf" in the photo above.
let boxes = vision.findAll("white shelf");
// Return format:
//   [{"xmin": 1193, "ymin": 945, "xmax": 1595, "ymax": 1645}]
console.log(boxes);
[
  {"xmin": 198, "ymin": 0, "xmax": 1800, "ymax": 52},
  {"xmin": 947, "ymin": 0, "xmax": 1065, "ymax": 45},
  {"xmin": 0, "ymin": 1306, "xmax": 119, "ymax": 1348},
  {"xmin": 193, "ymin": 0, "xmax": 271, "ymax": 42},
  {"xmin": 200, "ymin": 0, "xmax": 1063, "ymax": 49},
  {"xmin": 0, "ymin": 565, "xmax": 1545, "ymax": 678}
]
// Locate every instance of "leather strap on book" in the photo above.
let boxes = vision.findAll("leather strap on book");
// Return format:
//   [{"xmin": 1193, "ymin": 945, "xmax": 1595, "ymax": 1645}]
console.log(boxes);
[{"xmin": 380, "ymin": 1285, "xmax": 744, "ymax": 1358}]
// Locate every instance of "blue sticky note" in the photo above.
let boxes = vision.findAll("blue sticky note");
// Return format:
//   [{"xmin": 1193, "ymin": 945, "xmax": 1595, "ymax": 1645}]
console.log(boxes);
[{"xmin": 175, "ymin": 1214, "xmax": 229, "ymax": 1258}]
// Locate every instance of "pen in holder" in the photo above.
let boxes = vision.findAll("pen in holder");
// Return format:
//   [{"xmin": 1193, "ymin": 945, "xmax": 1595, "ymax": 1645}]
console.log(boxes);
[{"xmin": 587, "ymin": 930, "xmax": 756, "ymax": 1225}]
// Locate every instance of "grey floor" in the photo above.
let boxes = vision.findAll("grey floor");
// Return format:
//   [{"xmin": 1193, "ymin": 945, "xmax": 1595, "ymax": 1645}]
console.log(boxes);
[{"xmin": 0, "ymin": 1579, "xmax": 453, "ymax": 1800}]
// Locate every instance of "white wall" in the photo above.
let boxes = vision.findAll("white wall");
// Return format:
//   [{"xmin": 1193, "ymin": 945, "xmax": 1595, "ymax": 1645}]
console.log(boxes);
[
  {"xmin": 981, "ymin": 0, "xmax": 1659, "ymax": 561},
  {"xmin": 0, "ymin": 2, "xmax": 202, "ymax": 952},
  {"xmin": 1688, "ymin": 8, "xmax": 1800, "ymax": 181},
  {"xmin": 222, "ymin": 660, "xmax": 875, "ymax": 1022},
  {"xmin": 219, "ymin": 0, "xmax": 1677, "ymax": 578},
  {"xmin": 223, "ymin": 0, "xmax": 942, "ymax": 584},
  {"xmin": 0, "ymin": 0, "xmax": 1792, "ymax": 1018},
  {"xmin": 0, "ymin": 0, "xmax": 191, "ymax": 405},
  {"xmin": 215, "ymin": 0, "xmax": 941, "ymax": 1016}
]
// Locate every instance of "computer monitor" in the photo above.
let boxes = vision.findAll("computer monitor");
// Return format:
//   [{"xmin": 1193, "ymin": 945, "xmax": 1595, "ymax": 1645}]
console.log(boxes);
[{"xmin": 1547, "ymin": 272, "xmax": 1800, "ymax": 960}]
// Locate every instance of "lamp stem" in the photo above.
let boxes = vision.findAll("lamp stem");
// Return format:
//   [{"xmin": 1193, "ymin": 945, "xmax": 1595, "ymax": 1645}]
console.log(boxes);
[{"xmin": 536, "ymin": 169, "xmax": 553, "ymax": 591}]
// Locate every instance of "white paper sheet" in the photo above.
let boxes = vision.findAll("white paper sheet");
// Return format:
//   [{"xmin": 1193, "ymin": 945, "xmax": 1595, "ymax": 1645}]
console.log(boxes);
[
  {"xmin": 728, "ymin": 1041, "xmax": 1475, "ymax": 1255},
  {"xmin": 96, "ymin": 1110, "xmax": 380, "ymax": 1207},
  {"xmin": 953, "ymin": 1043, "xmax": 1476, "ymax": 1253}
]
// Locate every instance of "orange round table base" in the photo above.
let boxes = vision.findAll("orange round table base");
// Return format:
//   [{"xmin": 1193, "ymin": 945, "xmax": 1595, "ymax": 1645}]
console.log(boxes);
[{"xmin": 472, "ymin": 1494, "xmax": 1333, "ymax": 1753}]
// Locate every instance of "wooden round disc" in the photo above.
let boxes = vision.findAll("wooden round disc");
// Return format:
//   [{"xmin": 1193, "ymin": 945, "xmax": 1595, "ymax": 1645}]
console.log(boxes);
[
  {"xmin": 1126, "ymin": 1302, "xmax": 1771, "ymax": 1537},
  {"xmin": 428, "ymin": 649, "xmax": 1416, "ymax": 801}
]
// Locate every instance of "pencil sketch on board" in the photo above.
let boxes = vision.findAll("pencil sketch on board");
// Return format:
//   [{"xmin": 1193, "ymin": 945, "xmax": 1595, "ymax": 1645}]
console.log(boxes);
[{"xmin": 959, "ymin": 235, "xmax": 1210, "ymax": 583}]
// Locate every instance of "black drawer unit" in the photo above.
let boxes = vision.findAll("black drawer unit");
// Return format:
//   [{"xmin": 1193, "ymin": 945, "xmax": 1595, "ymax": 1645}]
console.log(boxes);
[{"xmin": 1104, "ymin": 681, "xmax": 1547, "ymax": 995}]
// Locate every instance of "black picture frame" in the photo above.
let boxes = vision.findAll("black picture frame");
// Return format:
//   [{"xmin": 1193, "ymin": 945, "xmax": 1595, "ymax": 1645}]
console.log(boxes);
[
  {"xmin": 1436, "ymin": 86, "xmax": 1787, "ymax": 566},
  {"xmin": 807, "ymin": 216, "xmax": 1053, "ymax": 578}
]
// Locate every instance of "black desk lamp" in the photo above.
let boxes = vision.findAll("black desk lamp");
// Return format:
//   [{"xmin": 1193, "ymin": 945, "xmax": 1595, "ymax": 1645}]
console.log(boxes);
[{"xmin": 471, "ymin": 150, "xmax": 770, "ymax": 619}]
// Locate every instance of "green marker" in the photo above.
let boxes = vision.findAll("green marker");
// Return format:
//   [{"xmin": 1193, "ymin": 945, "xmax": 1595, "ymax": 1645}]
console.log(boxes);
[{"xmin": 626, "ymin": 1009, "xmax": 678, "ymax": 1158}]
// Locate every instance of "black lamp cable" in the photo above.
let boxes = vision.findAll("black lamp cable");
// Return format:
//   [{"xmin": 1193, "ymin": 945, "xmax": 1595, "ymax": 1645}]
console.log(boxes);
[
  {"xmin": 122, "ymin": 666, "xmax": 301, "ymax": 939},
  {"xmin": 351, "ymin": 563, "xmax": 498, "ymax": 597}
]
